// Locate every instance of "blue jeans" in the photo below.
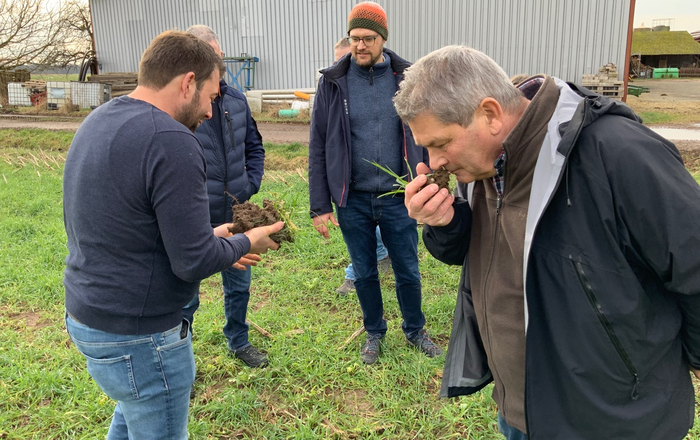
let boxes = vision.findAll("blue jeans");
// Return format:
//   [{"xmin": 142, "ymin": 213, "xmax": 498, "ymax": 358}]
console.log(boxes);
[
  {"xmin": 65, "ymin": 313, "xmax": 195, "ymax": 440},
  {"xmin": 498, "ymin": 413, "xmax": 528, "ymax": 440},
  {"xmin": 336, "ymin": 191, "xmax": 425, "ymax": 339},
  {"xmin": 345, "ymin": 226, "xmax": 389, "ymax": 281},
  {"xmin": 182, "ymin": 265, "xmax": 252, "ymax": 351}
]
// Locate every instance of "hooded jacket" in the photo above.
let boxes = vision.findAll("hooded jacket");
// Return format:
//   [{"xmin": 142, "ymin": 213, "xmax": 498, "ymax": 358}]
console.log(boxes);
[
  {"xmin": 308, "ymin": 48, "xmax": 429, "ymax": 217},
  {"xmin": 424, "ymin": 77, "xmax": 700, "ymax": 439},
  {"xmin": 197, "ymin": 79, "xmax": 264, "ymax": 227}
]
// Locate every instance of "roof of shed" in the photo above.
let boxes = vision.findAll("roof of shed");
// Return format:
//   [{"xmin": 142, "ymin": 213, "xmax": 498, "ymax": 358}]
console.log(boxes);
[{"xmin": 631, "ymin": 31, "xmax": 700, "ymax": 55}]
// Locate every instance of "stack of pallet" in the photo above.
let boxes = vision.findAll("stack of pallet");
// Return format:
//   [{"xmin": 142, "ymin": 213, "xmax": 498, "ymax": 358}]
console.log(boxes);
[
  {"xmin": 87, "ymin": 72, "xmax": 137, "ymax": 97},
  {"xmin": 581, "ymin": 63, "xmax": 623, "ymax": 100},
  {"xmin": 0, "ymin": 68, "xmax": 31, "ymax": 103}
]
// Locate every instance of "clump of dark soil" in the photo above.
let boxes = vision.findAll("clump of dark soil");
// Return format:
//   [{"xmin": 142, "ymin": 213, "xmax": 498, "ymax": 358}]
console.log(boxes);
[
  {"xmin": 423, "ymin": 166, "xmax": 451, "ymax": 191},
  {"xmin": 228, "ymin": 199, "xmax": 294, "ymax": 244}
]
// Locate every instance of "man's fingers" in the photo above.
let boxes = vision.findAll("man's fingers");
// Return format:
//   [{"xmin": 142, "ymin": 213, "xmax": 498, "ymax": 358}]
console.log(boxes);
[
  {"xmin": 415, "ymin": 162, "xmax": 431, "ymax": 175},
  {"xmin": 405, "ymin": 174, "xmax": 428, "ymax": 200},
  {"xmin": 267, "ymin": 221, "xmax": 284, "ymax": 234}
]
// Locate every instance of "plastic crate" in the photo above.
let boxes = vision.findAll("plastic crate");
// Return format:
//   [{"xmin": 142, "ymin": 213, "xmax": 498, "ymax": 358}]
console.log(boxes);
[
  {"xmin": 46, "ymin": 81, "xmax": 72, "ymax": 108},
  {"xmin": 71, "ymin": 81, "xmax": 112, "ymax": 108},
  {"xmin": 7, "ymin": 83, "xmax": 32, "ymax": 106}
]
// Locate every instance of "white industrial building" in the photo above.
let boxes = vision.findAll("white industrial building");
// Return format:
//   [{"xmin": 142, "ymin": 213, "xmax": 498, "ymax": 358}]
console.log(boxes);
[{"xmin": 88, "ymin": 0, "xmax": 634, "ymax": 91}]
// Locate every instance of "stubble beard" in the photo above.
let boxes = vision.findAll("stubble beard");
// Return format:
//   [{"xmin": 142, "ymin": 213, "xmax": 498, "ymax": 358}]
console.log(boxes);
[{"xmin": 175, "ymin": 88, "xmax": 203, "ymax": 133}]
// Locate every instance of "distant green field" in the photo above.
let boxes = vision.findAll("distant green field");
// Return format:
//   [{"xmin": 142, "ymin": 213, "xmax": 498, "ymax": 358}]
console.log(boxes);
[{"xmin": 30, "ymin": 73, "xmax": 79, "ymax": 82}]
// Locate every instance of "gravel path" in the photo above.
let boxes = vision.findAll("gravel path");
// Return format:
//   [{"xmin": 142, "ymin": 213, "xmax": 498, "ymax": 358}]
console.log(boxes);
[{"xmin": 0, "ymin": 115, "xmax": 311, "ymax": 144}]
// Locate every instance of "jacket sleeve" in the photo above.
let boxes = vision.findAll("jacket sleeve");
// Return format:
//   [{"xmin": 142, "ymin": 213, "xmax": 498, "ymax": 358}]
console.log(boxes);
[
  {"xmin": 440, "ymin": 262, "xmax": 493, "ymax": 397},
  {"xmin": 422, "ymin": 193, "xmax": 473, "ymax": 266},
  {"xmin": 603, "ymin": 122, "xmax": 700, "ymax": 366},
  {"xmin": 308, "ymin": 77, "xmax": 334, "ymax": 218},
  {"xmin": 243, "ymin": 105, "xmax": 265, "ymax": 195},
  {"xmin": 149, "ymin": 132, "xmax": 249, "ymax": 282}
]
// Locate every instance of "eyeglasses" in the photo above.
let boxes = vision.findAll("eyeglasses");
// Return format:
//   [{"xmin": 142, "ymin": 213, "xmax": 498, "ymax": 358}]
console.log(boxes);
[{"xmin": 347, "ymin": 35, "xmax": 380, "ymax": 47}]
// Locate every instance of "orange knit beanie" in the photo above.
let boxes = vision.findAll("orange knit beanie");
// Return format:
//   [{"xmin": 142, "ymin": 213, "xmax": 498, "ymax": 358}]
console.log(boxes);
[{"xmin": 347, "ymin": 2, "xmax": 388, "ymax": 41}]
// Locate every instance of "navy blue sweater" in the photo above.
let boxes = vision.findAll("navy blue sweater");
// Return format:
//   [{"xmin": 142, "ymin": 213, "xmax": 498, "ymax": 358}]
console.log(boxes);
[{"xmin": 63, "ymin": 96, "xmax": 250, "ymax": 335}]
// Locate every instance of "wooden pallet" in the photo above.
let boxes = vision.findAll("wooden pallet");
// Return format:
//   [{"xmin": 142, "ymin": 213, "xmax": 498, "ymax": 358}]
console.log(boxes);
[
  {"xmin": 21, "ymin": 80, "xmax": 47, "ymax": 89},
  {"xmin": 88, "ymin": 73, "xmax": 138, "ymax": 97}
]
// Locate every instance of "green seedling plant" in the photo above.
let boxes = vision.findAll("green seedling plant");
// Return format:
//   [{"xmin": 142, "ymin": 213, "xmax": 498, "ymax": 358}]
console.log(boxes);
[
  {"xmin": 366, "ymin": 159, "xmax": 452, "ymax": 197},
  {"xmin": 365, "ymin": 159, "xmax": 413, "ymax": 197}
]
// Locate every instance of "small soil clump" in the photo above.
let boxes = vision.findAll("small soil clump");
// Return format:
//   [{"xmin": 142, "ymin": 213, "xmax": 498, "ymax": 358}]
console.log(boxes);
[
  {"xmin": 228, "ymin": 199, "xmax": 294, "ymax": 244},
  {"xmin": 424, "ymin": 167, "xmax": 451, "ymax": 191}
]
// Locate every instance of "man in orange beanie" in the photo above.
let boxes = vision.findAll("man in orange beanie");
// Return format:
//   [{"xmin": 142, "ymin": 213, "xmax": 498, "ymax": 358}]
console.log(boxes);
[{"xmin": 309, "ymin": 2, "xmax": 442, "ymax": 365}]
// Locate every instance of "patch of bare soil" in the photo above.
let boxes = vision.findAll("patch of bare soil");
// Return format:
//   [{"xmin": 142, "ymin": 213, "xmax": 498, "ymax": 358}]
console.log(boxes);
[
  {"xmin": 424, "ymin": 166, "xmax": 451, "ymax": 190},
  {"xmin": 5, "ymin": 310, "xmax": 52, "ymax": 330},
  {"xmin": 228, "ymin": 199, "xmax": 294, "ymax": 244},
  {"xmin": 680, "ymin": 148, "xmax": 700, "ymax": 174}
]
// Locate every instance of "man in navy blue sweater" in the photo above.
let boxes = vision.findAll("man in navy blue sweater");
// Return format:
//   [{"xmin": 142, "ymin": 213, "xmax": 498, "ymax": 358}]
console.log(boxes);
[
  {"xmin": 309, "ymin": 2, "xmax": 441, "ymax": 364},
  {"xmin": 183, "ymin": 25, "xmax": 268, "ymax": 368},
  {"xmin": 63, "ymin": 31, "xmax": 282, "ymax": 440}
]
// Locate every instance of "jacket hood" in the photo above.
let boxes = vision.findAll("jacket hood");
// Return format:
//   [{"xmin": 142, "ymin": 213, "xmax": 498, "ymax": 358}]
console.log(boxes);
[
  {"xmin": 557, "ymin": 81, "xmax": 641, "ymax": 158},
  {"xmin": 320, "ymin": 48, "xmax": 411, "ymax": 81}
]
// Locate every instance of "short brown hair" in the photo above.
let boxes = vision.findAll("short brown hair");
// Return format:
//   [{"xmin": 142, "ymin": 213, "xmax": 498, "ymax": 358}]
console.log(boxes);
[{"xmin": 138, "ymin": 30, "xmax": 224, "ymax": 91}]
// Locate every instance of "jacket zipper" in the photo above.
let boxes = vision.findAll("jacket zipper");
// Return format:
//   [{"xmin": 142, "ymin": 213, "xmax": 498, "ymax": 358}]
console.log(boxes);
[
  {"xmin": 223, "ymin": 110, "xmax": 234, "ymax": 209},
  {"xmin": 340, "ymin": 98, "xmax": 349, "ymax": 206},
  {"xmin": 369, "ymin": 67, "xmax": 374, "ymax": 85},
  {"xmin": 481, "ymin": 182, "xmax": 505, "ymax": 410},
  {"xmin": 572, "ymin": 260, "xmax": 640, "ymax": 400}
]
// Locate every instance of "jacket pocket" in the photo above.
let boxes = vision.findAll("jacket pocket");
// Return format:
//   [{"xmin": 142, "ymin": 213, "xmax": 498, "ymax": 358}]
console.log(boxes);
[{"xmin": 572, "ymin": 259, "xmax": 640, "ymax": 400}]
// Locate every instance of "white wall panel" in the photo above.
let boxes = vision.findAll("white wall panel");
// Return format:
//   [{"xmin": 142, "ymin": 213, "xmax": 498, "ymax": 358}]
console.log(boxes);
[{"xmin": 90, "ymin": 0, "xmax": 632, "ymax": 89}]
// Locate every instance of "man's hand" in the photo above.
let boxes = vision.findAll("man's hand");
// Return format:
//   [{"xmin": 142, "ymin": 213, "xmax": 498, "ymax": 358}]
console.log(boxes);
[
  {"xmin": 405, "ymin": 163, "xmax": 455, "ymax": 226},
  {"xmin": 232, "ymin": 253, "xmax": 262, "ymax": 270},
  {"xmin": 691, "ymin": 365, "xmax": 700, "ymax": 380},
  {"xmin": 244, "ymin": 221, "xmax": 284, "ymax": 254},
  {"xmin": 213, "ymin": 223, "xmax": 233, "ymax": 237},
  {"xmin": 312, "ymin": 212, "xmax": 339, "ymax": 239}
]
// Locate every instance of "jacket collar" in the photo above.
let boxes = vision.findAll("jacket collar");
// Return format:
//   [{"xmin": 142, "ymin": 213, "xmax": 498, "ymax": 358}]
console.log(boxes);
[{"xmin": 320, "ymin": 48, "xmax": 411, "ymax": 81}]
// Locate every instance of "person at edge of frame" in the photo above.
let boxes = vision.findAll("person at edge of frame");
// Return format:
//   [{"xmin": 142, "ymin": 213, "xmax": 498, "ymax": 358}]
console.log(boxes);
[{"xmin": 395, "ymin": 44, "xmax": 700, "ymax": 439}]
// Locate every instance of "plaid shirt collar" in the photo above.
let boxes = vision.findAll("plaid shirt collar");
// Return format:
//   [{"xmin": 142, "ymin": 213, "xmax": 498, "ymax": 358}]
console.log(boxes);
[{"xmin": 490, "ymin": 149, "xmax": 506, "ymax": 197}]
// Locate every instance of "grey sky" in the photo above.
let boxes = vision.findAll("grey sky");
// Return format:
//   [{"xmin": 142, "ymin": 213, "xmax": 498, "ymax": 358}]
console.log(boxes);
[{"xmin": 634, "ymin": 0, "xmax": 699, "ymax": 31}]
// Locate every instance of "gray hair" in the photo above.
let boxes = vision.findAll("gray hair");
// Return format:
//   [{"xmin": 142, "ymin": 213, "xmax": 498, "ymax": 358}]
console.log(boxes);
[
  {"xmin": 186, "ymin": 24, "xmax": 220, "ymax": 45},
  {"xmin": 334, "ymin": 36, "xmax": 351, "ymax": 50},
  {"xmin": 394, "ymin": 45, "xmax": 523, "ymax": 127}
]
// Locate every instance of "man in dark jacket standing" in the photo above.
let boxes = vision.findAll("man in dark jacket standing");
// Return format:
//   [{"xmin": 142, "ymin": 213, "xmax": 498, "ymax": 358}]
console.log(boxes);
[
  {"xmin": 395, "ymin": 45, "xmax": 700, "ymax": 439},
  {"xmin": 184, "ymin": 25, "xmax": 267, "ymax": 368},
  {"xmin": 63, "ymin": 31, "xmax": 281, "ymax": 440},
  {"xmin": 309, "ymin": 2, "xmax": 441, "ymax": 364}
]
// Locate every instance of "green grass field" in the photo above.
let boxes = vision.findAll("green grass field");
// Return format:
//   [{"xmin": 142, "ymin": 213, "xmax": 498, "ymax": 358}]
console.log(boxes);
[{"xmin": 0, "ymin": 129, "xmax": 698, "ymax": 439}]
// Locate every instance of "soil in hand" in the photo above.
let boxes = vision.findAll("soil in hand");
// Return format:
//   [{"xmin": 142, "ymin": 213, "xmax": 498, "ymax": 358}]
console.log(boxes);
[
  {"xmin": 424, "ymin": 167, "xmax": 451, "ymax": 191},
  {"xmin": 228, "ymin": 199, "xmax": 294, "ymax": 244}
]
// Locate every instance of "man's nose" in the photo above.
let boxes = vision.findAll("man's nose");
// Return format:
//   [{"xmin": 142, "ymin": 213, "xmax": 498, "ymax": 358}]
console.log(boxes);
[{"xmin": 428, "ymin": 152, "xmax": 445, "ymax": 171}]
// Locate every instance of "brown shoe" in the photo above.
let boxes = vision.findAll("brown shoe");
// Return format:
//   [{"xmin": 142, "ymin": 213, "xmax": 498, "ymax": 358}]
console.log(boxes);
[{"xmin": 336, "ymin": 279, "xmax": 355, "ymax": 296}]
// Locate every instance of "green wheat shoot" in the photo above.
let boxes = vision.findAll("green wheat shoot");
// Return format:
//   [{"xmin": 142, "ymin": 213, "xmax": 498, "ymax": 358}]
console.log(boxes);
[{"xmin": 365, "ymin": 159, "xmax": 414, "ymax": 197}]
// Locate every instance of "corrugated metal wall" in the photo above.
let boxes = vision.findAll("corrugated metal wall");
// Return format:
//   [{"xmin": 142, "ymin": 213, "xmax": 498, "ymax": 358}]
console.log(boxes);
[{"xmin": 90, "ymin": 0, "xmax": 631, "ymax": 89}]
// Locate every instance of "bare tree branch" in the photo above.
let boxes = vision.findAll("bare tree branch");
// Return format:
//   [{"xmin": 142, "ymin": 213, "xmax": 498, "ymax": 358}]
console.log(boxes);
[{"xmin": 0, "ymin": 0, "xmax": 93, "ymax": 72}]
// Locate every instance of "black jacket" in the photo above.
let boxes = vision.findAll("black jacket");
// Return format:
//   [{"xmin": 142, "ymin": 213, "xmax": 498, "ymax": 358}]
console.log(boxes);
[{"xmin": 424, "ymin": 78, "xmax": 700, "ymax": 439}]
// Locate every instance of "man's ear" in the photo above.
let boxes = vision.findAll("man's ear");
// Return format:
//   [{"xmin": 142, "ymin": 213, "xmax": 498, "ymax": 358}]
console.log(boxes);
[
  {"xmin": 478, "ymin": 98, "xmax": 504, "ymax": 135},
  {"xmin": 180, "ymin": 72, "xmax": 197, "ymax": 99}
]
